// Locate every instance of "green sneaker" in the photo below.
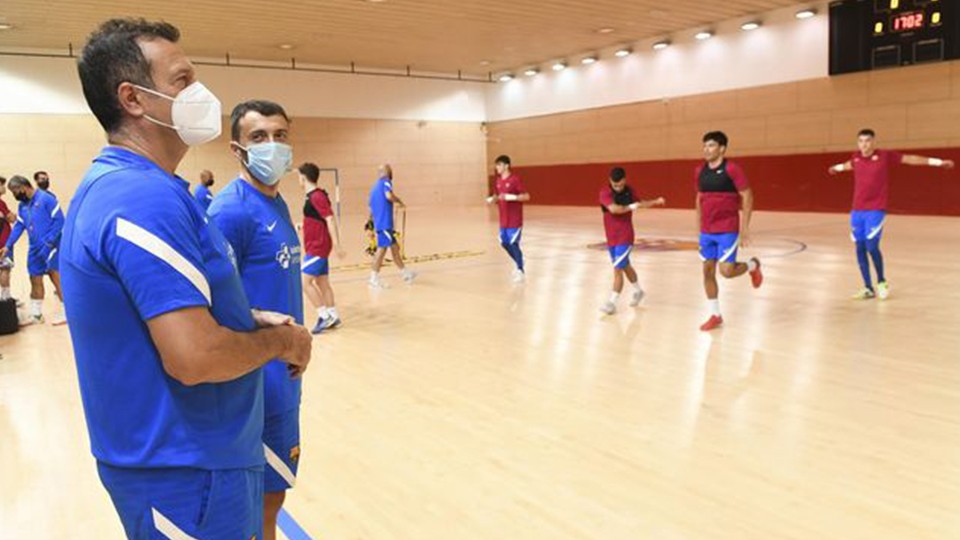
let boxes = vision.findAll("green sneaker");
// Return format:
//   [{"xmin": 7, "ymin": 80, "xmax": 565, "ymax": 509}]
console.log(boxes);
[
  {"xmin": 852, "ymin": 287, "xmax": 876, "ymax": 300},
  {"xmin": 877, "ymin": 281, "xmax": 890, "ymax": 300}
]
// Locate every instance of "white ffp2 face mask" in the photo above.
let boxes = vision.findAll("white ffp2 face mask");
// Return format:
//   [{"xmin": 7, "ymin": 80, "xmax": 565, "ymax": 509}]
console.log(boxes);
[{"xmin": 135, "ymin": 81, "xmax": 222, "ymax": 146}]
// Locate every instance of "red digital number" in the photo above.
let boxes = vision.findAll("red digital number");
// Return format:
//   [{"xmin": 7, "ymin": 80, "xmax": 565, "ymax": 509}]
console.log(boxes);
[{"xmin": 893, "ymin": 12, "xmax": 924, "ymax": 32}]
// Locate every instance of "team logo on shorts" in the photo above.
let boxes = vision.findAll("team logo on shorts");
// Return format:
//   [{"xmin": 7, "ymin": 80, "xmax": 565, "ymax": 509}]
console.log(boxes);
[{"xmin": 290, "ymin": 445, "xmax": 301, "ymax": 463}]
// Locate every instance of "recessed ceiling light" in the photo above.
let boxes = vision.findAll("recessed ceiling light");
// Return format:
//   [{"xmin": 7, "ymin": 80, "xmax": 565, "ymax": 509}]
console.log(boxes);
[
  {"xmin": 278, "ymin": 44, "xmax": 294, "ymax": 50},
  {"xmin": 552, "ymin": 62, "xmax": 567, "ymax": 71},
  {"xmin": 498, "ymin": 73, "xmax": 514, "ymax": 82},
  {"xmin": 740, "ymin": 21, "xmax": 761, "ymax": 31},
  {"xmin": 795, "ymin": 9, "xmax": 817, "ymax": 19},
  {"xmin": 695, "ymin": 30, "xmax": 713, "ymax": 40},
  {"xmin": 652, "ymin": 40, "xmax": 670, "ymax": 50},
  {"xmin": 0, "ymin": 22, "xmax": 13, "ymax": 30},
  {"xmin": 614, "ymin": 48, "xmax": 632, "ymax": 57},
  {"xmin": 581, "ymin": 56, "xmax": 598, "ymax": 65},
  {"xmin": 479, "ymin": 60, "xmax": 491, "ymax": 66},
  {"xmin": 597, "ymin": 28, "xmax": 615, "ymax": 34},
  {"xmin": 524, "ymin": 68, "xmax": 539, "ymax": 77}
]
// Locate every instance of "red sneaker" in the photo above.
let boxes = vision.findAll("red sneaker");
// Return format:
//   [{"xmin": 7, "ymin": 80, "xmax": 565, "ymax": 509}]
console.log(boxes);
[
  {"xmin": 700, "ymin": 315, "xmax": 723, "ymax": 332},
  {"xmin": 749, "ymin": 257, "xmax": 763, "ymax": 289}
]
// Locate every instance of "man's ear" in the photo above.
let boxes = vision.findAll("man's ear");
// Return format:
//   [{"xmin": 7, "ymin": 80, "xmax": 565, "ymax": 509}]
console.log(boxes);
[{"xmin": 117, "ymin": 82, "xmax": 148, "ymax": 119}]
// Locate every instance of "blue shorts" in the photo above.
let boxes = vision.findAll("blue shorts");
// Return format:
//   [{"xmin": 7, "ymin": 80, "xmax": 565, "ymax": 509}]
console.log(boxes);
[
  {"xmin": 499, "ymin": 227, "xmax": 522, "ymax": 246},
  {"xmin": 28, "ymin": 245, "xmax": 58, "ymax": 276},
  {"xmin": 851, "ymin": 210, "xmax": 886, "ymax": 243},
  {"xmin": 263, "ymin": 408, "xmax": 301, "ymax": 493},
  {"xmin": 699, "ymin": 232, "xmax": 740, "ymax": 263},
  {"xmin": 301, "ymin": 255, "xmax": 329, "ymax": 276},
  {"xmin": 608, "ymin": 244, "xmax": 632, "ymax": 269},
  {"xmin": 376, "ymin": 229, "xmax": 397, "ymax": 248},
  {"xmin": 97, "ymin": 462, "xmax": 264, "ymax": 539}
]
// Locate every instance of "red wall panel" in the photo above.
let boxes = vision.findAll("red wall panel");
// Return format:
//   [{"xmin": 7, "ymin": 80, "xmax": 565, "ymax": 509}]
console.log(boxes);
[{"xmin": 498, "ymin": 148, "xmax": 960, "ymax": 216}]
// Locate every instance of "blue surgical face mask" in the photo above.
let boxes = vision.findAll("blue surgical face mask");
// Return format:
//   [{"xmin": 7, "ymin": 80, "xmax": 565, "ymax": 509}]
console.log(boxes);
[{"xmin": 237, "ymin": 142, "xmax": 293, "ymax": 186}]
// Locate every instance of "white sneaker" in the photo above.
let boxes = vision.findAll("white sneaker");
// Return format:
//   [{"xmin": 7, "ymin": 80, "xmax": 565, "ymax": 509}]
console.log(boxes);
[
  {"xmin": 51, "ymin": 311, "xmax": 68, "ymax": 326},
  {"xmin": 599, "ymin": 301, "xmax": 616, "ymax": 315},
  {"xmin": 19, "ymin": 313, "xmax": 43, "ymax": 326},
  {"xmin": 629, "ymin": 289, "xmax": 646, "ymax": 307},
  {"xmin": 512, "ymin": 269, "xmax": 525, "ymax": 284},
  {"xmin": 402, "ymin": 270, "xmax": 418, "ymax": 284},
  {"xmin": 368, "ymin": 277, "xmax": 389, "ymax": 289}
]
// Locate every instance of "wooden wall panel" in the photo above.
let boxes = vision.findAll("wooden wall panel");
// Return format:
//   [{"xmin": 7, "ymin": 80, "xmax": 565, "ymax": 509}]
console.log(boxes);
[
  {"xmin": 486, "ymin": 61, "xmax": 960, "ymax": 216},
  {"xmin": 0, "ymin": 115, "xmax": 488, "ymax": 216},
  {"xmin": 488, "ymin": 60, "xmax": 960, "ymax": 166}
]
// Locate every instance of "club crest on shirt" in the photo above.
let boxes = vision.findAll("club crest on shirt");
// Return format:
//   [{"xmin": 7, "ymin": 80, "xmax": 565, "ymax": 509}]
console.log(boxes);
[{"xmin": 275, "ymin": 243, "xmax": 301, "ymax": 270}]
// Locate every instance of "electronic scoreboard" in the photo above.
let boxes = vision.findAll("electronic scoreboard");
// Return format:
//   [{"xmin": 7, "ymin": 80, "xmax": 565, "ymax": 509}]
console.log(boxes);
[{"xmin": 830, "ymin": 0, "xmax": 960, "ymax": 74}]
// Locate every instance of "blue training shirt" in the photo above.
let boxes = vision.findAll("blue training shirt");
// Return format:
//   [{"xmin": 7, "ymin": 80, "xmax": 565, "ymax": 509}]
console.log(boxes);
[
  {"xmin": 60, "ymin": 146, "xmax": 264, "ymax": 470},
  {"xmin": 208, "ymin": 178, "xmax": 303, "ymax": 418},
  {"xmin": 5, "ymin": 189, "xmax": 63, "ymax": 254},
  {"xmin": 368, "ymin": 176, "xmax": 394, "ymax": 231},
  {"xmin": 194, "ymin": 183, "xmax": 214, "ymax": 212}
]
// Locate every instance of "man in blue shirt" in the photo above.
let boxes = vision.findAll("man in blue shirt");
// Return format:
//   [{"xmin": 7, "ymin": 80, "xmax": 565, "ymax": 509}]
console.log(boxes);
[
  {"xmin": 194, "ymin": 169, "xmax": 215, "ymax": 211},
  {"xmin": 33, "ymin": 170, "xmax": 54, "ymax": 195},
  {"xmin": 208, "ymin": 100, "xmax": 303, "ymax": 540},
  {"xmin": 368, "ymin": 163, "xmax": 416, "ymax": 288},
  {"xmin": 64, "ymin": 18, "xmax": 312, "ymax": 539},
  {"xmin": 0, "ymin": 175, "xmax": 65, "ymax": 325}
]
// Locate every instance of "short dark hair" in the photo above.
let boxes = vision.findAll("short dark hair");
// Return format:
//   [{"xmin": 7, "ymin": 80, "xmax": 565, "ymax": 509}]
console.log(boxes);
[
  {"xmin": 858, "ymin": 129, "xmax": 876, "ymax": 138},
  {"xmin": 230, "ymin": 100, "xmax": 290, "ymax": 142},
  {"xmin": 0, "ymin": 176, "xmax": 6, "ymax": 186},
  {"xmin": 495, "ymin": 155, "xmax": 511, "ymax": 166},
  {"xmin": 702, "ymin": 131, "xmax": 728, "ymax": 147},
  {"xmin": 8, "ymin": 175, "xmax": 30, "ymax": 190},
  {"xmin": 298, "ymin": 162, "xmax": 320, "ymax": 183},
  {"xmin": 33, "ymin": 171, "xmax": 48, "ymax": 181},
  {"xmin": 610, "ymin": 167, "xmax": 626, "ymax": 182},
  {"xmin": 78, "ymin": 18, "xmax": 181, "ymax": 133}
]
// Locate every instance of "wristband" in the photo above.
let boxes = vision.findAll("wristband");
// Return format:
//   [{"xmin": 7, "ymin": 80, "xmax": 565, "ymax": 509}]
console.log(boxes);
[
  {"xmin": 628, "ymin": 202, "xmax": 641, "ymax": 210},
  {"xmin": 831, "ymin": 164, "xmax": 845, "ymax": 172},
  {"xmin": 486, "ymin": 196, "xmax": 496, "ymax": 203},
  {"xmin": 504, "ymin": 194, "xmax": 519, "ymax": 201},
  {"xmin": 929, "ymin": 158, "xmax": 944, "ymax": 167}
]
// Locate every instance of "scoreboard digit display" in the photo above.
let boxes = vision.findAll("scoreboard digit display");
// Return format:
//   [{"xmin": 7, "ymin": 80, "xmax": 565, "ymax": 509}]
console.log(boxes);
[{"xmin": 830, "ymin": 0, "xmax": 960, "ymax": 75}]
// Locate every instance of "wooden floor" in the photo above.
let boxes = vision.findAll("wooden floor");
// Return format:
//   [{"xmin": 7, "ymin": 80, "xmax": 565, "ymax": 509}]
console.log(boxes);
[{"xmin": 2, "ymin": 206, "xmax": 959, "ymax": 540}]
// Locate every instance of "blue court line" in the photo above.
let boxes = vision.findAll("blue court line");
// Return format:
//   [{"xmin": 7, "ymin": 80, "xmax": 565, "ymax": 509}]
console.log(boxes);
[{"xmin": 278, "ymin": 508, "xmax": 314, "ymax": 540}]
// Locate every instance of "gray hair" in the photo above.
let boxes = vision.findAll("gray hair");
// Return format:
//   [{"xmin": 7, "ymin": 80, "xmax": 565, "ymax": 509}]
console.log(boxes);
[{"xmin": 7, "ymin": 175, "xmax": 30, "ymax": 189}]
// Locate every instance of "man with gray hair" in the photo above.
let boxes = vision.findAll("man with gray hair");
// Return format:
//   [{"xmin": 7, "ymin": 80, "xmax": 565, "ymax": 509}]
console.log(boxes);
[{"xmin": 0, "ymin": 175, "xmax": 64, "ymax": 325}]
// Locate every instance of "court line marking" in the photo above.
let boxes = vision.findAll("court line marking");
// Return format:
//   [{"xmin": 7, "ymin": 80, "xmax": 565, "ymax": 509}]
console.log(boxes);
[{"xmin": 278, "ymin": 508, "xmax": 314, "ymax": 540}]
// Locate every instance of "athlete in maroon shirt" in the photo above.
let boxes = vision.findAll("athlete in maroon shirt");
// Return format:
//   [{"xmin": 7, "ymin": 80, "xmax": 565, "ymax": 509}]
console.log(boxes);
[
  {"xmin": 486, "ymin": 155, "xmax": 531, "ymax": 283},
  {"xmin": 0, "ymin": 176, "xmax": 13, "ymax": 301},
  {"xmin": 828, "ymin": 129, "xmax": 954, "ymax": 300},
  {"xmin": 598, "ymin": 167, "xmax": 665, "ymax": 315},
  {"xmin": 298, "ymin": 162, "xmax": 345, "ymax": 333},
  {"xmin": 696, "ymin": 131, "xmax": 763, "ymax": 331}
]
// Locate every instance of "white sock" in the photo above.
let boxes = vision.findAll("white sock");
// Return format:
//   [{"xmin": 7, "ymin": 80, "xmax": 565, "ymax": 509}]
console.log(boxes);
[
  {"xmin": 708, "ymin": 299, "xmax": 721, "ymax": 317},
  {"xmin": 402, "ymin": 268, "xmax": 413, "ymax": 278},
  {"xmin": 328, "ymin": 307, "xmax": 339, "ymax": 320},
  {"xmin": 30, "ymin": 299, "xmax": 42, "ymax": 318},
  {"xmin": 608, "ymin": 291, "xmax": 619, "ymax": 303},
  {"xmin": 0, "ymin": 287, "xmax": 9, "ymax": 300},
  {"xmin": 317, "ymin": 306, "xmax": 328, "ymax": 319},
  {"xmin": 631, "ymin": 281, "xmax": 643, "ymax": 293},
  {"xmin": 370, "ymin": 271, "xmax": 379, "ymax": 281},
  {"xmin": 747, "ymin": 259, "xmax": 758, "ymax": 272}
]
